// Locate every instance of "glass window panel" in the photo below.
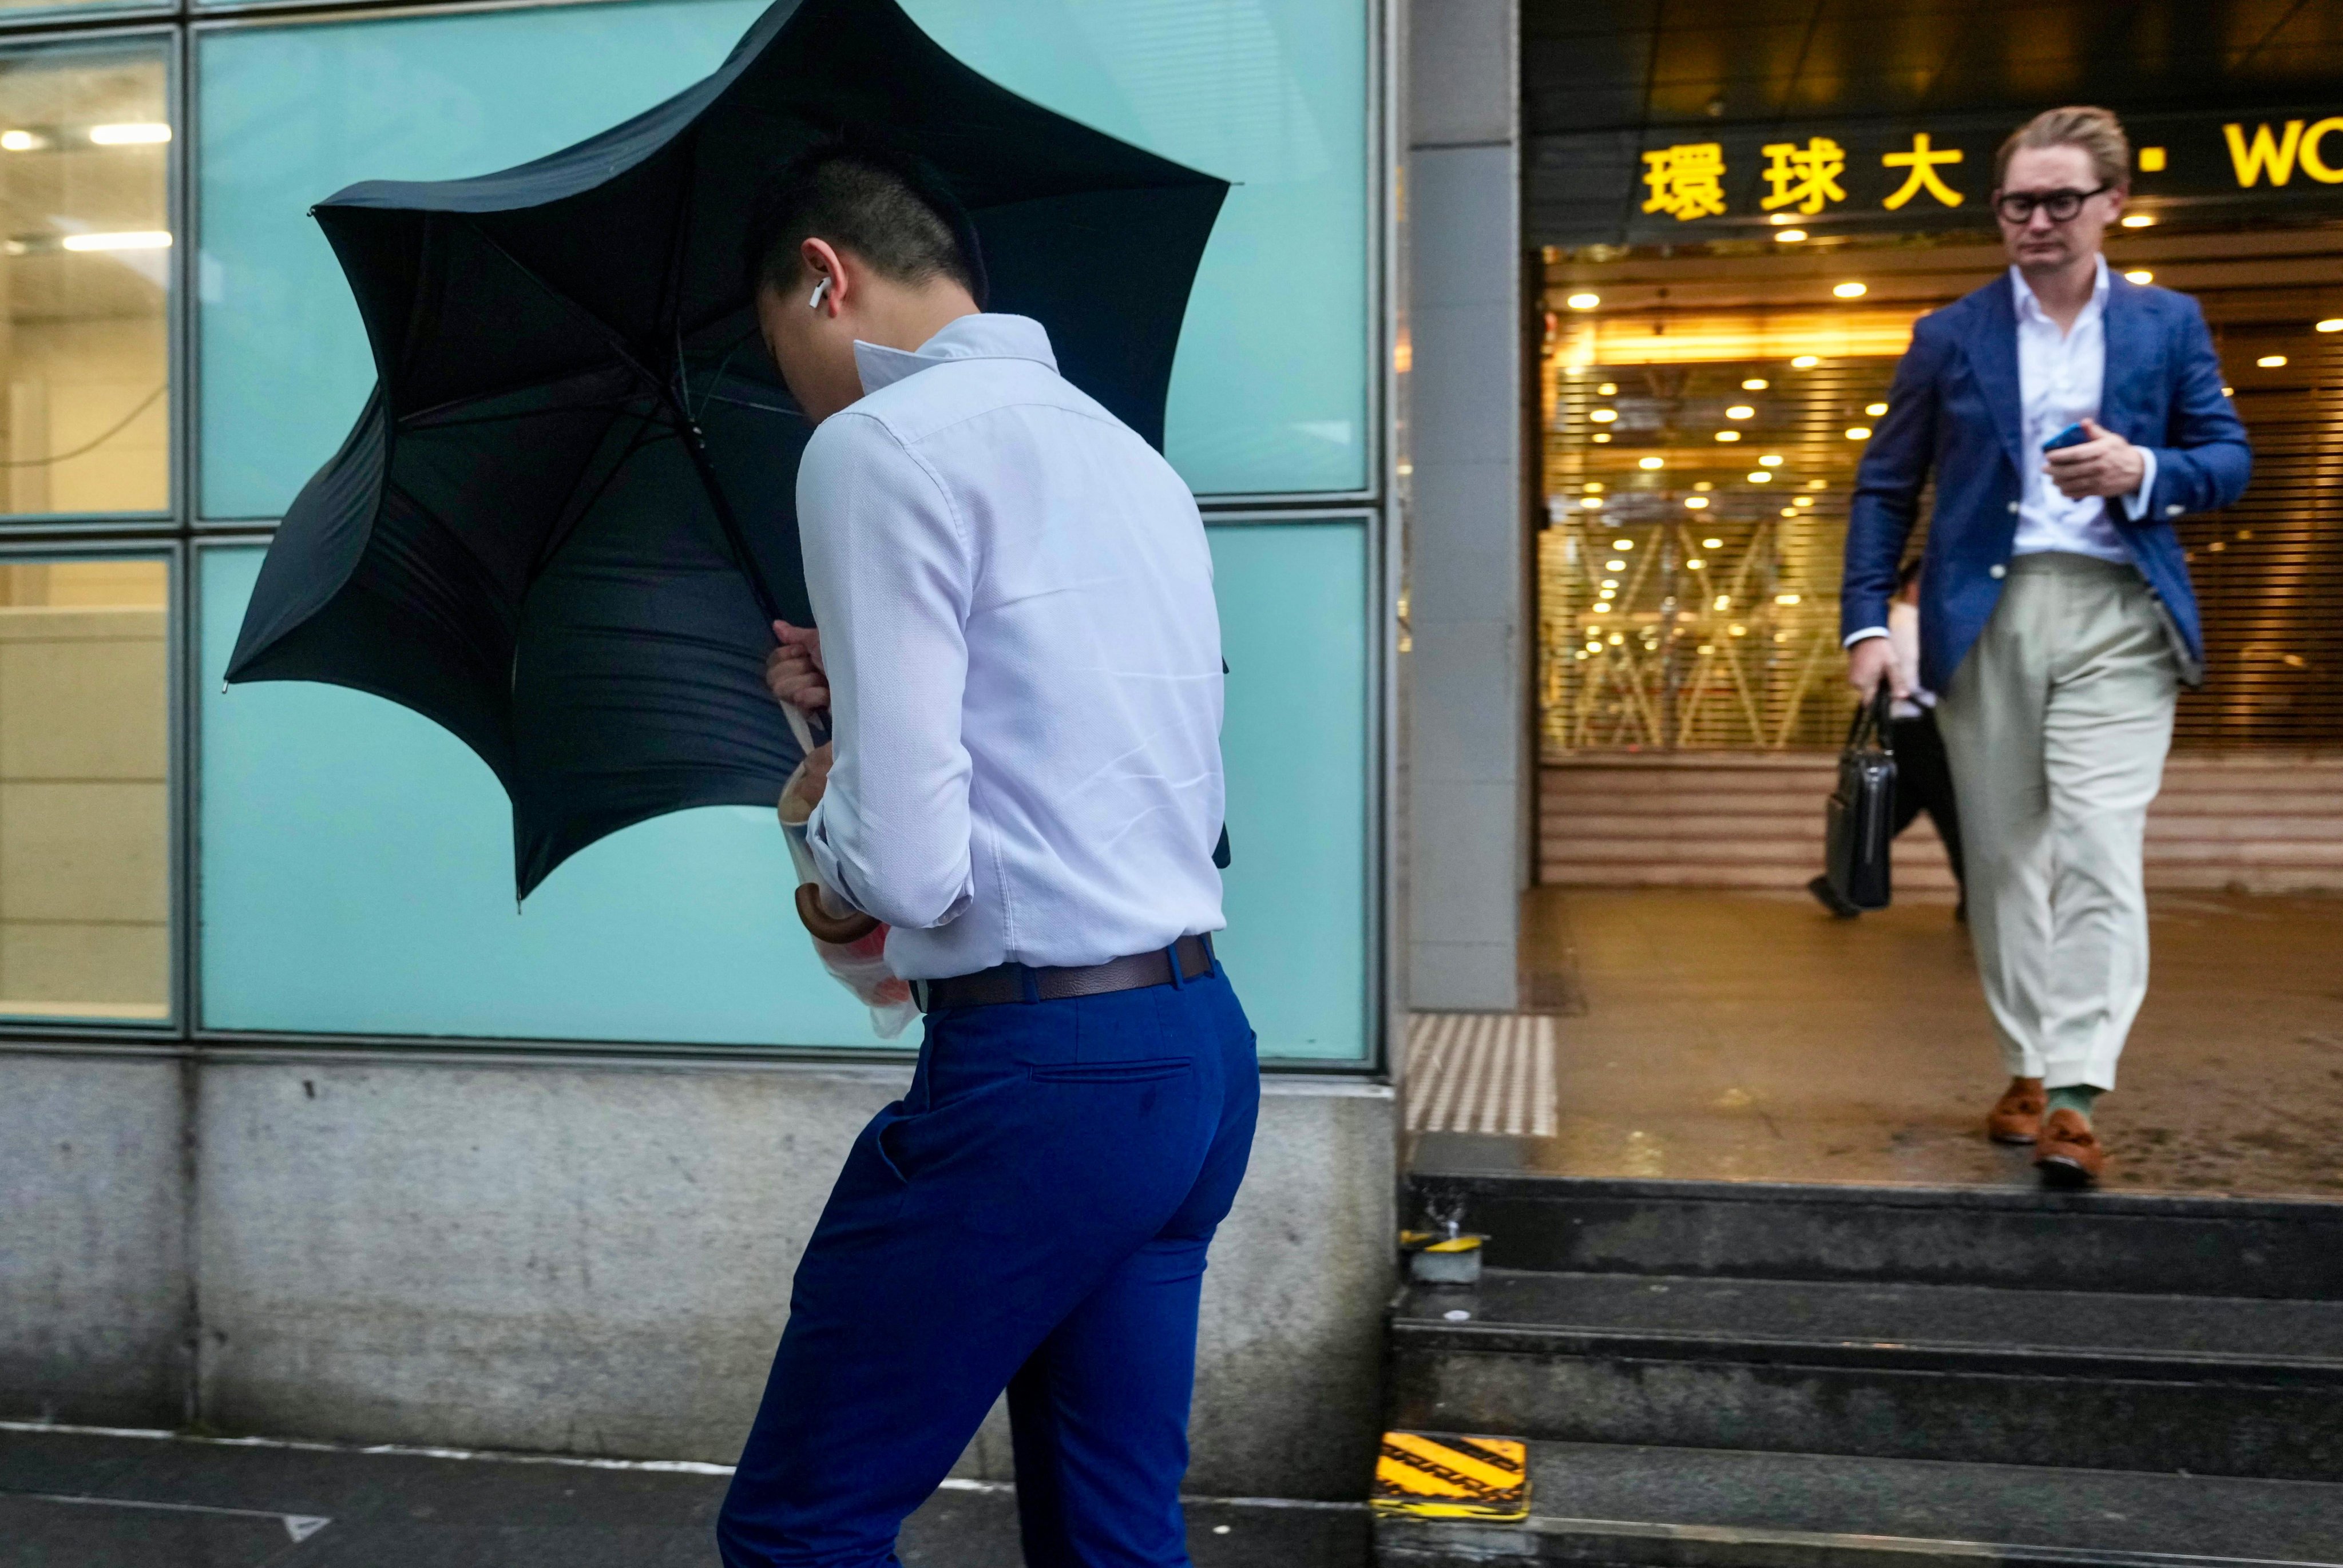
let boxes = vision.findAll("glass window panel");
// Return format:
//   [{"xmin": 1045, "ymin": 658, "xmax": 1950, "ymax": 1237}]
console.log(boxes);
[
  {"xmin": 0, "ymin": 555, "xmax": 169, "ymax": 1022},
  {"xmin": 1210, "ymin": 520, "xmax": 1369, "ymax": 1059},
  {"xmin": 902, "ymin": 0, "xmax": 1371, "ymax": 495},
  {"xmin": 199, "ymin": 544, "xmax": 891, "ymax": 1045},
  {"xmin": 199, "ymin": 0, "xmax": 1370, "ymax": 518},
  {"xmin": 200, "ymin": 523, "xmax": 1369, "ymax": 1058},
  {"xmin": 0, "ymin": 42, "xmax": 170, "ymax": 518},
  {"xmin": 195, "ymin": 0, "xmax": 765, "ymax": 521}
]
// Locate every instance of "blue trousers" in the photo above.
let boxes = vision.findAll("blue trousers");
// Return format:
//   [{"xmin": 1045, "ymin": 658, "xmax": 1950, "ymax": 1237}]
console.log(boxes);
[{"xmin": 717, "ymin": 960, "xmax": 1259, "ymax": 1568}]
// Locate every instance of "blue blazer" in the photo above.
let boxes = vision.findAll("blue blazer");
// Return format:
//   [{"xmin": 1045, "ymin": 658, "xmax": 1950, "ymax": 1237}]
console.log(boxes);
[{"xmin": 1841, "ymin": 271, "xmax": 2251, "ymax": 692}]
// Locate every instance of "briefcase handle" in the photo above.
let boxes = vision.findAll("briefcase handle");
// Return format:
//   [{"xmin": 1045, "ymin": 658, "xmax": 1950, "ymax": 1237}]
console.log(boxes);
[{"xmin": 1844, "ymin": 688, "xmax": 1897, "ymax": 756}]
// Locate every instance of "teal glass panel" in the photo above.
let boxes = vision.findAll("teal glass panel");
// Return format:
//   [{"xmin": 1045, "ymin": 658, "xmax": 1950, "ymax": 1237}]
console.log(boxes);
[
  {"xmin": 199, "ymin": 544, "xmax": 883, "ymax": 1045},
  {"xmin": 199, "ymin": 525, "xmax": 1370, "ymax": 1059},
  {"xmin": 199, "ymin": 0, "xmax": 1370, "ymax": 518},
  {"xmin": 901, "ymin": 0, "xmax": 1370, "ymax": 495},
  {"xmin": 196, "ymin": 0, "xmax": 765, "ymax": 520},
  {"xmin": 1208, "ymin": 521, "xmax": 1369, "ymax": 1059}
]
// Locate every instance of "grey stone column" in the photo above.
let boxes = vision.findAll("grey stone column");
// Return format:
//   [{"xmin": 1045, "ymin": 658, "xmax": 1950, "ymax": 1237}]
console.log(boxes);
[{"xmin": 1402, "ymin": 0, "xmax": 1524, "ymax": 1011}]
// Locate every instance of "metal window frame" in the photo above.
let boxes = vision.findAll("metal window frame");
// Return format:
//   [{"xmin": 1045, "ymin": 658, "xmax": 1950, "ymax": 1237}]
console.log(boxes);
[
  {"xmin": 0, "ymin": 22, "xmax": 183, "ymax": 534},
  {"xmin": 0, "ymin": 0, "xmax": 1396, "ymax": 1077}
]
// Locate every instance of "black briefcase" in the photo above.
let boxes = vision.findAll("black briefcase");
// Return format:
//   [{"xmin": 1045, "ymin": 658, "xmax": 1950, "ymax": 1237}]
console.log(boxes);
[{"xmin": 1822, "ymin": 692, "xmax": 1897, "ymax": 911}]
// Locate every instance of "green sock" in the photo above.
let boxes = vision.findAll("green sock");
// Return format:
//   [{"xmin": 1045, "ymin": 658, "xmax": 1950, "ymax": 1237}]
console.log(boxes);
[{"xmin": 2045, "ymin": 1085, "xmax": 2103, "ymax": 1124}]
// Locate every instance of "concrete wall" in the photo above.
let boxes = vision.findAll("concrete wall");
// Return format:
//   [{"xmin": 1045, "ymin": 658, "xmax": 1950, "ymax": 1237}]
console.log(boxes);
[
  {"xmin": 0, "ymin": 1052, "xmax": 187, "ymax": 1426},
  {"xmin": 5, "ymin": 1049, "xmax": 1393, "ymax": 1501},
  {"xmin": 1403, "ymin": 0, "xmax": 1527, "ymax": 1011}
]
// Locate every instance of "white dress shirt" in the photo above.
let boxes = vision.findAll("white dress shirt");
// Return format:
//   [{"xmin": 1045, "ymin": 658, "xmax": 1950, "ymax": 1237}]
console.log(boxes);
[
  {"xmin": 798, "ymin": 313, "xmax": 1226, "ymax": 981},
  {"xmin": 2009, "ymin": 254, "xmax": 2155, "ymax": 563},
  {"xmin": 1847, "ymin": 255, "xmax": 2157, "ymax": 648}
]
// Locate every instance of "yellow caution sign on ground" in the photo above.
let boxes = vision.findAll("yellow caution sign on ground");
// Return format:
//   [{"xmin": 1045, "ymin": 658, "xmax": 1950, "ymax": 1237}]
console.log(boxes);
[{"xmin": 1370, "ymin": 1430, "xmax": 1531, "ymax": 1521}]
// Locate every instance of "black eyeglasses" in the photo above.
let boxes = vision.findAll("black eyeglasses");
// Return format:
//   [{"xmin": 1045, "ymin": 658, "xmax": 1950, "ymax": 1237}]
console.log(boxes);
[{"xmin": 1993, "ymin": 184, "xmax": 2113, "ymax": 224}]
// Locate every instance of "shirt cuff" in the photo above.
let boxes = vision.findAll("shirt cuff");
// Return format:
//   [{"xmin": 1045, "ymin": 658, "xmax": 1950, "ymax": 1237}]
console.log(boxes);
[
  {"xmin": 2120, "ymin": 447, "xmax": 2160, "ymax": 522},
  {"xmin": 1843, "ymin": 626, "xmax": 1889, "ymax": 648}
]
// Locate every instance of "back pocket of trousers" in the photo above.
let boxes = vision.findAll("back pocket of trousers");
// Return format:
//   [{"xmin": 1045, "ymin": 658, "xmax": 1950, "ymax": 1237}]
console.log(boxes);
[{"xmin": 1029, "ymin": 1058, "xmax": 1190, "ymax": 1085}]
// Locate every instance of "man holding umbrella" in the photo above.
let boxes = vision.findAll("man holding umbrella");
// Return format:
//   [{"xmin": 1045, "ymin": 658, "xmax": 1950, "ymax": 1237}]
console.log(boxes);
[{"xmin": 716, "ymin": 145, "xmax": 1255, "ymax": 1568}]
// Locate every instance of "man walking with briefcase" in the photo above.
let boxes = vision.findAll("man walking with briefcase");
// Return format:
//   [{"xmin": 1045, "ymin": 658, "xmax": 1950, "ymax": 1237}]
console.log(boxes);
[{"xmin": 1838, "ymin": 106, "xmax": 2250, "ymax": 1187}]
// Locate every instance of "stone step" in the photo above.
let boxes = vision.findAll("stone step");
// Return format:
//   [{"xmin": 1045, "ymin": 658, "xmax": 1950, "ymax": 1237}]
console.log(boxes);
[
  {"xmin": 1400, "ymin": 1170, "xmax": 2343, "ymax": 1299},
  {"xmin": 1372, "ymin": 1439, "xmax": 2343, "ymax": 1567},
  {"xmin": 1387, "ymin": 1269, "xmax": 2343, "ymax": 1479}
]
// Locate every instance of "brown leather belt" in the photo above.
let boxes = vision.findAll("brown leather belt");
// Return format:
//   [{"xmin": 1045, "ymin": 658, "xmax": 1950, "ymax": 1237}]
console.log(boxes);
[{"xmin": 912, "ymin": 934, "xmax": 1215, "ymax": 1013}]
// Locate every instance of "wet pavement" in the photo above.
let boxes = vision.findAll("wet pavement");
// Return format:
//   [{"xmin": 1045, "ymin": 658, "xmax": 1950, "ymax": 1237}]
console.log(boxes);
[
  {"xmin": 1425, "ymin": 887, "xmax": 2343, "ymax": 1198},
  {"xmin": 0, "ymin": 1424, "xmax": 1369, "ymax": 1567}
]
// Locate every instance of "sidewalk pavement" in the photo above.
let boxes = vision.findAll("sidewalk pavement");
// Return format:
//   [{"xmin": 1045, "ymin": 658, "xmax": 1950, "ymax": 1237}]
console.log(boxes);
[{"xmin": 0, "ymin": 1424, "xmax": 1370, "ymax": 1566}]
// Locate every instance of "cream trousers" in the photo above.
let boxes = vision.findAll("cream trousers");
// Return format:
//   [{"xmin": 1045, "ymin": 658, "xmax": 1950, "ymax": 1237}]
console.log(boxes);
[{"xmin": 1936, "ymin": 553, "xmax": 2179, "ymax": 1091}]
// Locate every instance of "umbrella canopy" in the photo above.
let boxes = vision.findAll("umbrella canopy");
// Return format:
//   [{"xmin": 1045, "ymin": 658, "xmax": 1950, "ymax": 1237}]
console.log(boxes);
[{"xmin": 227, "ymin": 0, "xmax": 1227, "ymax": 898}]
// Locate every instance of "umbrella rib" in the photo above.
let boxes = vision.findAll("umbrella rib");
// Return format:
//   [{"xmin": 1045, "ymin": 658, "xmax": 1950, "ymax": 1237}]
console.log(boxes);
[
  {"xmin": 532, "ymin": 404, "xmax": 667, "ymax": 583},
  {"xmin": 462, "ymin": 215, "xmax": 784, "ymax": 629}
]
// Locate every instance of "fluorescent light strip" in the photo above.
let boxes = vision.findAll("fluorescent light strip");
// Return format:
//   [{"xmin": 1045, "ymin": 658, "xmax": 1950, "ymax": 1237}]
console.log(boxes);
[
  {"xmin": 61, "ymin": 231, "xmax": 172, "ymax": 252},
  {"xmin": 89, "ymin": 123, "xmax": 171, "ymax": 146}
]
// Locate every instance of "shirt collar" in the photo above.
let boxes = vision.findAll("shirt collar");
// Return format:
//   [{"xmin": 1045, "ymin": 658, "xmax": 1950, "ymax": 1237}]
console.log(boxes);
[
  {"xmin": 853, "ymin": 313, "xmax": 1058, "ymax": 395},
  {"xmin": 2008, "ymin": 253, "xmax": 2110, "ymax": 325}
]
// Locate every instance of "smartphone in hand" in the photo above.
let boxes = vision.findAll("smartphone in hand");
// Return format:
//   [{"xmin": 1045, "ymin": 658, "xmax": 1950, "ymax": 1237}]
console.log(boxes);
[{"xmin": 2042, "ymin": 422, "xmax": 2091, "ymax": 452}]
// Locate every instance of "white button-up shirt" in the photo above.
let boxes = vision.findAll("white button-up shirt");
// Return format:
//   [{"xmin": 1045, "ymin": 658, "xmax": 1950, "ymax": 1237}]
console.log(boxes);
[
  {"xmin": 799, "ymin": 313, "xmax": 1226, "ymax": 981},
  {"xmin": 1847, "ymin": 255, "xmax": 2161, "ymax": 650},
  {"xmin": 2010, "ymin": 254, "xmax": 2156, "ymax": 562}
]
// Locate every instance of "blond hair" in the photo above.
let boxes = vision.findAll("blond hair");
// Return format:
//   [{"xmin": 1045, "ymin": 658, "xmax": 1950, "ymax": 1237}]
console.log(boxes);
[{"xmin": 1996, "ymin": 106, "xmax": 2131, "ymax": 189}]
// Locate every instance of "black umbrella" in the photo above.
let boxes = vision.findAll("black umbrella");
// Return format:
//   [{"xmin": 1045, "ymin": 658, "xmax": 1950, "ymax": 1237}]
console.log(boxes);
[{"xmin": 226, "ymin": 0, "xmax": 1227, "ymax": 898}]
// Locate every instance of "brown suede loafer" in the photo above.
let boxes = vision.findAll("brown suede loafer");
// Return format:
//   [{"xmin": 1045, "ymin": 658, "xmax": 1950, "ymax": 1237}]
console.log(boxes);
[
  {"xmin": 1986, "ymin": 1076, "xmax": 2045, "ymax": 1145},
  {"xmin": 2035, "ymin": 1108, "xmax": 2105, "ymax": 1189}
]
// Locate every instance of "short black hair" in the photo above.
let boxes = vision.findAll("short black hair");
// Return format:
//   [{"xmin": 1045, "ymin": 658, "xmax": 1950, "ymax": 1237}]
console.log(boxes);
[{"xmin": 741, "ymin": 140, "xmax": 986, "ymax": 307}]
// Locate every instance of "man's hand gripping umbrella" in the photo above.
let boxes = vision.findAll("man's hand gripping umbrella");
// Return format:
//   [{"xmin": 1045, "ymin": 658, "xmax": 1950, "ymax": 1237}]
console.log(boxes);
[{"xmin": 764, "ymin": 618, "xmax": 915, "ymax": 1037}]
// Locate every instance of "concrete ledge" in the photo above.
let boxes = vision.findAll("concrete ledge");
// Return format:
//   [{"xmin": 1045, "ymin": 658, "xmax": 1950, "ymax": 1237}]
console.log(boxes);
[{"xmin": 150, "ymin": 1056, "xmax": 1392, "ymax": 1499}]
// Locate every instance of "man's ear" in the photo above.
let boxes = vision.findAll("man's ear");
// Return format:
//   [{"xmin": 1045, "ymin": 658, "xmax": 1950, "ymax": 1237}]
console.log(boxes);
[{"xmin": 800, "ymin": 237, "xmax": 846, "ymax": 315}]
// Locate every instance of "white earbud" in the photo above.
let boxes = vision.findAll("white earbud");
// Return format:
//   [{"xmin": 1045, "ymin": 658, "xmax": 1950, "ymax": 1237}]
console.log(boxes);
[{"xmin": 808, "ymin": 275, "xmax": 831, "ymax": 311}]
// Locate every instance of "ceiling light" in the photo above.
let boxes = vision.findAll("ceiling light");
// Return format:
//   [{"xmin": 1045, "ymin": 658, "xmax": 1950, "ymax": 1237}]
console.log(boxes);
[
  {"xmin": 1781, "ymin": 507, "xmax": 1798, "ymax": 517},
  {"xmin": 1833, "ymin": 281, "xmax": 1867, "ymax": 298},
  {"xmin": 1581, "ymin": 497, "xmax": 1603, "ymax": 509},
  {"xmin": 1715, "ymin": 430, "xmax": 1742, "ymax": 442},
  {"xmin": 1592, "ymin": 602, "xmax": 1612, "ymax": 613},
  {"xmin": 1597, "ymin": 382, "xmax": 1618, "ymax": 395},
  {"xmin": 1589, "ymin": 407, "xmax": 1618, "ymax": 422},
  {"xmin": 1769, "ymin": 212, "xmax": 1797, "ymax": 225},
  {"xmin": 1613, "ymin": 538, "xmax": 1634, "ymax": 549},
  {"xmin": 1608, "ymin": 633, "xmax": 1624, "ymax": 644},
  {"xmin": 1748, "ymin": 471, "xmax": 1771, "ymax": 482},
  {"xmin": 60, "ymin": 231, "xmax": 171, "ymax": 252},
  {"xmin": 1566, "ymin": 292, "xmax": 1600, "ymax": 309},
  {"xmin": 1730, "ymin": 624, "xmax": 1747, "ymax": 636},
  {"xmin": 1775, "ymin": 593, "xmax": 1802, "ymax": 605},
  {"xmin": 1686, "ymin": 558, "xmax": 1705, "ymax": 569},
  {"xmin": 1794, "ymin": 495, "xmax": 1815, "ymax": 507},
  {"xmin": 1583, "ymin": 481, "xmax": 1604, "ymax": 490},
  {"xmin": 2120, "ymin": 213, "xmax": 2155, "ymax": 228},
  {"xmin": 1792, "ymin": 355, "xmax": 1821, "ymax": 368},
  {"xmin": 2317, "ymin": 319, "xmax": 2343, "ymax": 333},
  {"xmin": 1639, "ymin": 456, "xmax": 1664, "ymax": 470},
  {"xmin": 1775, "ymin": 229, "xmax": 1808, "ymax": 244},
  {"xmin": 1592, "ymin": 432, "xmax": 1611, "ymax": 442},
  {"xmin": 1598, "ymin": 586, "xmax": 1616, "ymax": 598},
  {"xmin": 1845, "ymin": 426, "xmax": 1872, "ymax": 439},
  {"xmin": 1759, "ymin": 454, "xmax": 1783, "ymax": 467},
  {"xmin": 1702, "ymin": 537, "xmax": 1722, "ymax": 549},
  {"xmin": 1865, "ymin": 402, "xmax": 1888, "ymax": 415},
  {"xmin": 1807, "ymin": 479, "xmax": 1827, "ymax": 489},
  {"xmin": 1692, "ymin": 481, "xmax": 1715, "ymax": 491},
  {"xmin": 89, "ymin": 122, "xmax": 171, "ymax": 146},
  {"xmin": 2258, "ymin": 354, "xmax": 2288, "ymax": 367},
  {"xmin": 1684, "ymin": 496, "xmax": 1709, "ymax": 509},
  {"xmin": 0, "ymin": 130, "xmax": 39, "ymax": 152},
  {"xmin": 2124, "ymin": 269, "xmax": 2152, "ymax": 284},
  {"xmin": 1743, "ymin": 378, "xmax": 1769, "ymax": 390},
  {"xmin": 1725, "ymin": 404, "xmax": 1755, "ymax": 419},
  {"xmin": 1714, "ymin": 596, "xmax": 1731, "ymax": 609}
]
